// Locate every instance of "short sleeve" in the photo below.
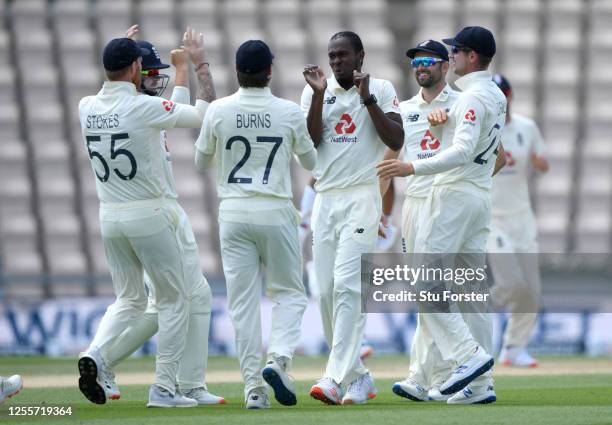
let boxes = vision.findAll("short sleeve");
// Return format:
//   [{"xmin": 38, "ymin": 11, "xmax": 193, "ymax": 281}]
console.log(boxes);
[
  {"xmin": 300, "ymin": 84, "xmax": 314, "ymax": 118},
  {"xmin": 139, "ymin": 96, "xmax": 183, "ymax": 129},
  {"xmin": 195, "ymin": 101, "xmax": 218, "ymax": 156},
  {"xmin": 378, "ymin": 80, "xmax": 401, "ymax": 115},
  {"xmin": 290, "ymin": 104, "xmax": 315, "ymax": 156}
]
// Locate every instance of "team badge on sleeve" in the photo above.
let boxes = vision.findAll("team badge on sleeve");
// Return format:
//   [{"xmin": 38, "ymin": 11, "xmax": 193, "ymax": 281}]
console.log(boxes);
[
  {"xmin": 162, "ymin": 100, "xmax": 176, "ymax": 113},
  {"xmin": 464, "ymin": 109, "xmax": 477, "ymax": 121}
]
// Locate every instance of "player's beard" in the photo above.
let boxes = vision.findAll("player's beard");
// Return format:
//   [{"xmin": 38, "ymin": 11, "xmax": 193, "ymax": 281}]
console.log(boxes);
[{"xmin": 416, "ymin": 70, "xmax": 439, "ymax": 88}]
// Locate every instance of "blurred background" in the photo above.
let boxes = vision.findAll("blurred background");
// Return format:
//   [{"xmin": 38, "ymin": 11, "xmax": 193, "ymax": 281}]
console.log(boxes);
[{"xmin": 0, "ymin": 0, "xmax": 610, "ymax": 357}]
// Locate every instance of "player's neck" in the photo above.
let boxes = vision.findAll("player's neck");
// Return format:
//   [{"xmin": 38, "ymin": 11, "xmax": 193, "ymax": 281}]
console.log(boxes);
[
  {"xmin": 421, "ymin": 81, "xmax": 446, "ymax": 104},
  {"xmin": 506, "ymin": 106, "xmax": 512, "ymax": 124}
]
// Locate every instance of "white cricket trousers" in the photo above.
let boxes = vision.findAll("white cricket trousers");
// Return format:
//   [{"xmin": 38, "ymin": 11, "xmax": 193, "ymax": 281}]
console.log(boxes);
[
  {"xmin": 312, "ymin": 184, "xmax": 382, "ymax": 386},
  {"xmin": 218, "ymin": 201, "xmax": 307, "ymax": 399},
  {"xmin": 401, "ymin": 195, "xmax": 451, "ymax": 388},
  {"xmin": 89, "ymin": 198, "xmax": 191, "ymax": 393},
  {"xmin": 102, "ymin": 281, "xmax": 212, "ymax": 390},
  {"xmin": 414, "ymin": 184, "xmax": 494, "ymax": 389},
  {"xmin": 487, "ymin": 210, "xmax": 540, "ymax": 350}
]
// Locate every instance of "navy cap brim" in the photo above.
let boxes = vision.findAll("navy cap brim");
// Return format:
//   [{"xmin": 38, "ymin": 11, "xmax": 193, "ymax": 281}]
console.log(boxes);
[
  {"xmin": 406, "ymin": 47, "xmax": 448, "ymax": 59},
  {"xmin": 145, "ymin": 63, "xmax": 170, "ymax": 70},
  {"xmin": 442, "ymin": 37, "xmax": 462, "ymax": 46}
]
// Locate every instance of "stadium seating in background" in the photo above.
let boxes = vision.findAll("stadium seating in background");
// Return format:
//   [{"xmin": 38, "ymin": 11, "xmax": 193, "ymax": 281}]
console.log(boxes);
[{"xmin": 0, "ymin": 0, "xmax": 610, "ymax": 298}]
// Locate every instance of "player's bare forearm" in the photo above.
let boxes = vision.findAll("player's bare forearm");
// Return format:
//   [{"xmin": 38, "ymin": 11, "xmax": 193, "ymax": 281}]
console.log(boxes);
[
  {"xmin": 492, "ymin": 142, "xmax": 506, "ymax": 176},
  {"xmin": 378, "ymin": 148, "xmax": 400, "ymax": 196},
  {"xmin": 196, "ymin": 64, "xmax": 216, "ymax": 103},
  {"xmin": 367, "ymin": 108, "xmax": 404, "ymax": 151},
  {"xmin": 307, "ymin": 92, "xmax": 325, "ymax": 148},
  {"xmin": 532, "ymin": 153, "xmax": 550, "ymax": 173},
  {"xmin": 174, "ymin": 64, "xmax": 188, "ymax": 87}
]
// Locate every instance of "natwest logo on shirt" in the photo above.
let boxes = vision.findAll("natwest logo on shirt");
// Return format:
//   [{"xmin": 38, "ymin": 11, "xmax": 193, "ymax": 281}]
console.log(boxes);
[
  {"xmin": 417, "ymin": 129, "xmax": 441, "ymax": 159},
  {"xmin": 335, "ymin": 113, "xmax": 357, "ymax": 135},
  {"xmin": 420, "ymin": 129, "xmax": 440, "ymax": 151},
  {"xmin": 464, "ymin": 109, "xmax": 476, "ymax": 121}
]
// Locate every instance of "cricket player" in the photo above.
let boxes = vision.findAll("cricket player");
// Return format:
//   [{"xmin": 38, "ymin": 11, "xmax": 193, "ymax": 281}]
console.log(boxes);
[
  {"xmin": 77, "ymin": 36, "xmax": 212, "ymax": 408},
  {"xmin": 384, "ymin": 40, "xmax": 459, "ymax": 403},
  {"xmin": 0, "ymin": 375, "xmax": 22, "ymax": 404},
  {"xmin": 81, "ymin": 27, "xmax": 224, "ymax": 406},
  {"xmin": 377, "ymin": 26, "xmax": 507, "ymax": 404},
  {"xmin": 488, "ymin": 74, "xmax": 549, "ymax": 368},
  {"xmin": 302, "ymin": 31, "xmax": 404, "ymax": 405},
  {"xmin": 195, "ymin": 40, "xmax": 316, "ymax": 409}
]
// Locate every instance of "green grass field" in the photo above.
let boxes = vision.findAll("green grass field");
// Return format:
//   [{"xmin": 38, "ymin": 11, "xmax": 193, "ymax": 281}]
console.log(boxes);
[{"xmin": 1, "ymin": 356, "xmax": 611, "ymax": 425}]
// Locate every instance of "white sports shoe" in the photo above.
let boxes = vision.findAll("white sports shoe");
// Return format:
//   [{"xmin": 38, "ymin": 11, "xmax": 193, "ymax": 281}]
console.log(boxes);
[
  {"xmin": 392, "ymin": 378, "xmax": 428, "ymax": 402},
  {"xmin": 342, "ymin": 372, "xmax": 377, "ymax": 405},
  {"xmin": 246, "ymin": 387, "xmax": 270, "ymax": 409},
  {"xmin": 78, "ymin": 348, "xmax": 120, "ymax": 404},
  {"xmin": 147, "ymin": 385, "xmax": 197, "ymax": 408},
  {"xmin": 428, "ymin": 387, "xmax": 450, "ymax": 401},
  {"xmin": 310, "ymin": 377, "xmax": 344, "ymax": 405},
  {"xmin": 499, "ymin": 347, "xmax": 538, "ymax": 368},
  {"xmin": 0, "ymin": 375, "xmax": 23, "ymax": 404},
  {"xmin": 262, "ymin": 357, "xmax": 297, "ymax": 406},
  {"xmin": 439, "ymin": 346, "xmax": 494, "ymax": 395},
  {"xmin": 182, "ymin": 387, "xmax": 226, "ymax": 405},
  {"xmin": 447, "ymin": 385, "xmax": 497, "ymax": 404}
]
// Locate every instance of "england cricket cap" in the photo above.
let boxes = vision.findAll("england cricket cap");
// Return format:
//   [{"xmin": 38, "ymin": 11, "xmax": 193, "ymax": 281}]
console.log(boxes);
[
  {"xmin": 236, "ymin": 40, "xmax": 274, "ymax": 74},
  {"xmin": 136, "ymin": 40, "xmax": 170, "ymax": 70},
  {"xmin": 493, "ymin": 74, "xmax": 512, "ymax": 96},
  {"xmin": 103, "ymin": 38, "xmax": 147, "ymax": 71},
  {"xmin": 443, "ymin": 26, "xmax": 496, "ymax": 58},
  {"xmin": 406, "ymin": 40, "xmax": 449, "ymax": 61}
]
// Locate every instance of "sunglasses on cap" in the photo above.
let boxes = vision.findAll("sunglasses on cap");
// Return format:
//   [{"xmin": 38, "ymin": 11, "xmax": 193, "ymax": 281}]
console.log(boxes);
[
  {"xmin": 141, "ymin": 69, "xmax": 160, "ymax": 77},
  {"xmin": 451, "ymin": 46, "xmax": 473, "ymax": 54},
  {"xmin": 410, "ymin": 57, "xmax": 445, "ymax": 68}
]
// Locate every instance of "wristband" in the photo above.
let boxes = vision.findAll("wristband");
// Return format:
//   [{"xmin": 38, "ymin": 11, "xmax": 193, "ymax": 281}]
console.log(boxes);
[{"xmin": 195, "ymin": 62, "xmax": 210, "ymax": 71}]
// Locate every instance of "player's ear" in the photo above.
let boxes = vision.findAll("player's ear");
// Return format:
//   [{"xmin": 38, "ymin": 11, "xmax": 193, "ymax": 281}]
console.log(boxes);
[{"xmin": 441, "ymin": 61, "xmax": 450, "ymax": 74}]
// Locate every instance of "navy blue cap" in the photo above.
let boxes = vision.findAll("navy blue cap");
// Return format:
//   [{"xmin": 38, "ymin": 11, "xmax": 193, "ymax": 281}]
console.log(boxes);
[
  {"xmin": 236, "ymin": 40, "xmax": 274, "ymax": 74},
  {"xmin": 103, "ymin": 38, "xmax": 147, "ymax": 71},
  {"xmin": 406, "ymin": 40, "xmax": 449, "ymax": 61},
  {"xmin": 136, "ymin": 40, "xmax": 170, "ymax": 70},
  {"xmin": 493, "ymin": 74, "xmax": 512, "ymax": 95},
  {"xmin": 443, "ymin": 26, "xmax": 496, "ymax": 58}
]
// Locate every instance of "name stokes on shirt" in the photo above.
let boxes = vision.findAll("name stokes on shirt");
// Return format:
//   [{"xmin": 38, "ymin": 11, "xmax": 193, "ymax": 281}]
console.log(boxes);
[
  {"xmin": 86, "ymin": 113, "xmax": 120, "ymax": 129},
  {"xmin": 236, "ymin": 113, "xmax": 271, "ymax": 129}
]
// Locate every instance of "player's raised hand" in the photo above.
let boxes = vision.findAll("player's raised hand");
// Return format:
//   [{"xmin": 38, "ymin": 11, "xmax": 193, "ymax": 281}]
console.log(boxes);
[
  {"xmin": 376, "ymin": 159, "xmax": 414, "ymax": 179},
  {"xmin": 171, "ymin": 48, "xmax": 189, "ymax": 69},
  {"xmin": 428, "ymin": 108, "xmax": 448, "ymax": 127},
  {"xmin": 125, "ymin": 25, "xmax": 139, "ymax": 40},
  {"xmin": 353, "ymin": 70, "xmax": 371, "ymax": 99},
  {"xmin": 183, "ymin": 26, "xmax": 207, "ymax": 66},
  {"xmin": 303, "ymin": 65, "xmax": 327, "ymax": 93}
]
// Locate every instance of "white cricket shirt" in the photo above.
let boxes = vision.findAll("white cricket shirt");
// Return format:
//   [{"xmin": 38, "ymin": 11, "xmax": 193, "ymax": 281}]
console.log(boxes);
[
  {"xmin": 411, "ymin": 71, "xmax": 507, "ymax": 192},
  {"xmin": 196, "ymin": 87, "xmax": 314, "ymax": 201},
  {"xmin": 491, "ymin": 113, "xmax": 546, "ymax": 216},
  {"xmin": 400, "ymin": 84, "xmax": 459, "ymax": 198},
  {"xmin": 79, "ymin": 81, "xmax": 207, "ymax": 204},
  {"xmin": 300, "ymin": 75, "xmax": 401, "ymax": 192}
]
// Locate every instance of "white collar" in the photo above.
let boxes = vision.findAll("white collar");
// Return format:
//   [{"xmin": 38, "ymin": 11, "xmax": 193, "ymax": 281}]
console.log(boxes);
[{"xmin": 454, "ymin": 70, "xmax": 492, "ymax": 91}]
